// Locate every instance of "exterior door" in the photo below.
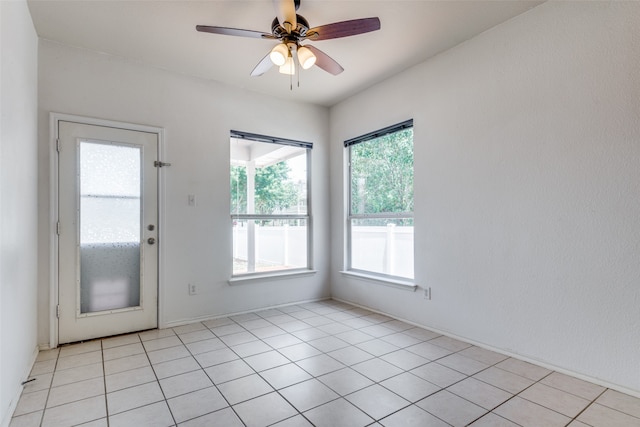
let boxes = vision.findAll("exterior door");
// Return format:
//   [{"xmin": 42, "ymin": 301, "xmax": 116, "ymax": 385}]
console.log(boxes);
[{"xmin": 58, "ymin": 121, "xmax": 158, "ymax": 344}]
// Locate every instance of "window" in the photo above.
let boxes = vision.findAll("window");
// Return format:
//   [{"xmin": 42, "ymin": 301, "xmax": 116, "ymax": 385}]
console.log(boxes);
[
  {"xmin": 346, "ymin": 120, "xmax": 414, "ymax": 280},
  {"xmin": 230, "ymin": 131, "xmax": 311, "ymax": 276}
]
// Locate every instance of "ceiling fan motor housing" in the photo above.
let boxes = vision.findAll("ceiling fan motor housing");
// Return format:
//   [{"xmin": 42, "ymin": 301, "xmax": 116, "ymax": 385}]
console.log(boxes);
[{"xmin": 272, "ymin": 14, "xmax": 310, "ymax": 40}]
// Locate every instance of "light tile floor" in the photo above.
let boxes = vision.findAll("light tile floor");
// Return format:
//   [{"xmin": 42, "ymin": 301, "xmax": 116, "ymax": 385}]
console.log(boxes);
[{"xmin": 10, "ymin": 300, "xmax": 640, "ymax": 427}]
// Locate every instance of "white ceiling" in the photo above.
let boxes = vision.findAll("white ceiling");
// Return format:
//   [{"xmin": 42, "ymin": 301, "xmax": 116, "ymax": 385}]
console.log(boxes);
[{"xmin": 27, "ymin": 0, "xmax": 543, "ymax": 107}]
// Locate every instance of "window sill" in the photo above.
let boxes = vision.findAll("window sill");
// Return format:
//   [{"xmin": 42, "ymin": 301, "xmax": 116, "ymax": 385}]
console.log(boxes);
[
  {"xmin": 228, "ymin": 269, "xmax": 317, "ymax": 285},
  {"xmin": 339, "ymin": 271, "xmax": 416, "ymax": 291}
]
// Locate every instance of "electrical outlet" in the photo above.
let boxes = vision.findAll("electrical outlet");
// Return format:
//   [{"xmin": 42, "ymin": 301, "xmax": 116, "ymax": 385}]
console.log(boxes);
[
  {"xmin": 189, "ymin": 284, "xmax": 197, "ymax": 295},
  {"xmin": 424, "ymin": 287, "xmax": 431, "ymax": 300}
]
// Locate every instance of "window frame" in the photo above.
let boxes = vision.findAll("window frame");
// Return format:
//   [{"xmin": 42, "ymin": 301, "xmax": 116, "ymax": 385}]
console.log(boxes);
[
  {"xmin": 230, "ymin": 130, "xmax": 313, "ymax": 279},
  {"xmin": 345, "ymin": 119, "xmax": 414, "ymax": 282}
]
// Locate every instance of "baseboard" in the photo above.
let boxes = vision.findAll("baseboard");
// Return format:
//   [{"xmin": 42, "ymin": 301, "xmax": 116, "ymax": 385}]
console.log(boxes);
[
  {"xmin": 1, "ymin": 344, "xmax": 40, "ymax": 427},
  {"xmin": 162, "ymin": 296, "xmax": 331, "ymax": 329},
  {"xmin": 332, "ymin": 297, "xmax": 640, "ymax": 399}
]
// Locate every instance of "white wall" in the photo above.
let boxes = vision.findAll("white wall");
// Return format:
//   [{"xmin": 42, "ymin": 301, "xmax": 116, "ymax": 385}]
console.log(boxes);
[
  {"xmin": 330, "ymin": 1, "xmax": 640, "ymax": 395},
  {"xmin": 0, "ymin": 1, "xmax": 39, "ymax": 425},
  {"xmin": 37, "ymin": 40, "xmax": 331, "ymax": 342}
]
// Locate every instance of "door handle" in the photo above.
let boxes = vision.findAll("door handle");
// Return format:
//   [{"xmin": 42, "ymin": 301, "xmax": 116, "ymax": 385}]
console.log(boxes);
[{"xmin": 147, "ymin": 237, "xmax": 156, "ymax": 245}]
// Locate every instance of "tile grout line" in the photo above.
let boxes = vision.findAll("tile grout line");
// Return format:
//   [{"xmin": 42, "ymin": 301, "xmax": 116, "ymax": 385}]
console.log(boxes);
[
  {"xmin": 100, "ymin": 333, "xmax": 180, "ymax": 424},
  {"xmin": 138, "ymin": 332, "xmax": 179, "ymax": 426},
  {"xmin": 567, "ymin": 387, "xmax": 609, "ymax": 427},
  {"xmin": 502, "ymin": 369, "xmax": 601, "ymax": 426},
  {"xmin": 37, "ymin": 349, "xmax": 60, "ymax": 427},
  {"xmin": 100, "ymin": 339, "xmax": 111, "ymax": 427}
]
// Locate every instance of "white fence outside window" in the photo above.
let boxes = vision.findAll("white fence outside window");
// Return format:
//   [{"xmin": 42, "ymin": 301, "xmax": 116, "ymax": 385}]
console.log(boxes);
[{"xmin": 233, "ymin": 224, "xmax": 414, "ymax": 278}]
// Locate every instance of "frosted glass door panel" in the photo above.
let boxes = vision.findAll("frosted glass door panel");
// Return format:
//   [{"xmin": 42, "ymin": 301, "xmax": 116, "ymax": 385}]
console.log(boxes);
[
  {"xmin": 79, "ymin": 141, "xmax": 142, "ymax": 313},
  {"xmin": 58, "ymin": 120, "xmax": 158, "ymax": 344}
]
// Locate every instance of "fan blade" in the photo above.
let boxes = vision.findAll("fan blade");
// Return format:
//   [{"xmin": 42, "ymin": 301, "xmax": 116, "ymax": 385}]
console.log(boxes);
[
  {"xmin": 196, "ymin": 25, "xmax": 274, "ymax": 39},
  {"xmin": 307, "ymin": 17, "xmax": 380, "ymax": 41},
  {"xmin": 273, "ymin": 0, "xmax": 297, "ymax": 32},
  {"xmin": 250, "ymin": 53, "xmax": 274, "ymax": 77},
  {"xmin": 305, "ymin": 45, "xmax": 343, "ymax": 75}
]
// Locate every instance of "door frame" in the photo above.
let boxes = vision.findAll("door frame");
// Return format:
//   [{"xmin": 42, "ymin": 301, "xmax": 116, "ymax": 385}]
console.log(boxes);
[{"xmin": 49, "ymin": 113, "xmax": 167, "ymax": 348}]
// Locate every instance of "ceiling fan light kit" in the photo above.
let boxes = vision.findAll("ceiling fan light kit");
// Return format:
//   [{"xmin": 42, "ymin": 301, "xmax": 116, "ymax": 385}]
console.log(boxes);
[
  {"xmin": 270, "ymin": 42, "xmax": 314, "ymax": 74},
  {"xmin": 196, "ymin": 0, "xmax": 380, "ymax": 85}
]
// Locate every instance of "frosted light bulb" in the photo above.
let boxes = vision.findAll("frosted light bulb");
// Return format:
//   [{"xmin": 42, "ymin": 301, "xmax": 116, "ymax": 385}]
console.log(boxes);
[
  {"xmin": 297, "ymin": 46, "xmax": 316, "ymax": 70},
  {"xmin": 270, "ymin": 44, "xmax": 288, "ymax": 66}
]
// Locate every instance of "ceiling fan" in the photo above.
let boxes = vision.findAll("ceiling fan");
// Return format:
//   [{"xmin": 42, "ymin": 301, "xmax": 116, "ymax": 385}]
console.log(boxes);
[{"xmin": 196, "ymin": 0, "xmax": 381, "ymax": 77}]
